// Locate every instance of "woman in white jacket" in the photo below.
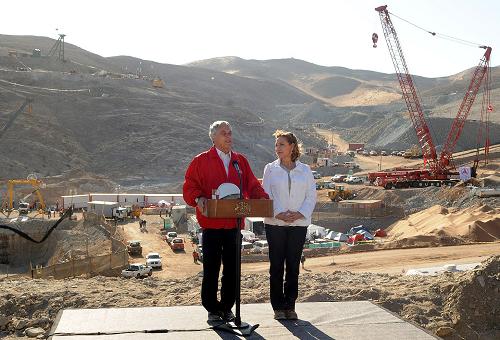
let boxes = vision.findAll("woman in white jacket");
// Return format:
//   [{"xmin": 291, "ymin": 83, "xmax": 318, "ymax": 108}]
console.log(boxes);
[{"xmin": 262, "ymin": 130, "xmax": 317, "ymax": 320}]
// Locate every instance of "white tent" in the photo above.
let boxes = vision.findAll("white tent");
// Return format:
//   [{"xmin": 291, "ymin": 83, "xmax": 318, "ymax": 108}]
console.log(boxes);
[
  {"xmin": 307, "ymin": 224, "xmax": 326, "ymax": 240},
  {"xmin": 326, "ymin": 231, "xmax": 348, "ymax": 242}
]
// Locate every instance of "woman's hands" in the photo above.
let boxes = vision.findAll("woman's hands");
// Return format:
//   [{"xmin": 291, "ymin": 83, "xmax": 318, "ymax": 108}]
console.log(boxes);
[{"xmin": 275, "ymin": 210, "xmax": 304, "ymax": 223}]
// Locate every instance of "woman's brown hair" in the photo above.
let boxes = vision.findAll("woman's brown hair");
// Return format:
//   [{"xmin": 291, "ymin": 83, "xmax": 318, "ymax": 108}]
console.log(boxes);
[{"xmin": 273, "ymin": 130, "xmax": 301, "ymax": 162}]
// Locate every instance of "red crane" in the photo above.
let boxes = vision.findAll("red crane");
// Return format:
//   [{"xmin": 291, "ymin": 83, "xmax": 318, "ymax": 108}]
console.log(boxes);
[
  {"xmin": 439, "ymin": 47, "xmax": 492, "ymax": 169},
  {"xmin": 369, "ymin": 5, "xmax": 492, "ymax": 189}
]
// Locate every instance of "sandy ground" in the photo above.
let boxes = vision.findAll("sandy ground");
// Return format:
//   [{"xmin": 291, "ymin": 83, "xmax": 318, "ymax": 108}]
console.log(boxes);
[
  {"xmin": 244, "ymin": 242, "xmax": 500, "ymax": 274},
  {"xmin": 119, "ymin": 215, "xmax": 201, "ymax": 279},
  {"xmin": 119, "ymin": 214, "xmax": 500, "ymax": 279},
  {"xmin": 1, "ymin": 255, "xmax": 498, "ymax": 340}
]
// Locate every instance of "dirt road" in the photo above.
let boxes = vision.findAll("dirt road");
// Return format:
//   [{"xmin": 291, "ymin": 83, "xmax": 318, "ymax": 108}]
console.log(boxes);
[
  {"xmin": 121, "ymin": 216, "xmax": 500, "ymax": 278},
  {"xmin": 243, "ymin": 242, "xmax": 500, "ymax": 275},
  {"xmin": 315, "ymin": 127, "xmax": 423, "ymax": 173},
  {"xmin": 120, "ymin": 215, "xmax": 201, "ymax": 279}
]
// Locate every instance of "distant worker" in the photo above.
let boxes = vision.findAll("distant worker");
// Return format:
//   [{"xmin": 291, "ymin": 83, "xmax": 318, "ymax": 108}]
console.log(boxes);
[
  {"xmin": 300, "ymin": 252, "xmax": 306, "ymax": 269},
  {"xmin": 193, "ymin": 250, "xmax": 200, "ymax": 264}
]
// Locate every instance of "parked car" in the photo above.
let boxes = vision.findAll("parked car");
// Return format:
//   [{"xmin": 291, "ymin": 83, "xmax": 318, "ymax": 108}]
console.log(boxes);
[
  {"xmin": 381, "ymin": 151, "xmax": 387, "ymax": 156},
  {"xmin": 316, "ymin": 181, "xmax": 326, "ymax": 190},
  {"xmin": 331, "ymin": 174, "xmax": 348, "ymax": 182},
  {"xmin": 311, "ymin": 171, "xmax": 322, "ymax": 179},
  {"xmin": 331, "ymin": 162, "xmax": 339, "ymax": 167},
  {"xmin": 145, "ymin": 252, "xmax": 162, "ymax": 269},
  {"xmin": 369, "ymin": 150, "xmax": 378, "ymax": 156},
  {"xmin": 166, "ymin": 231, "xmax": 178, "ymax": 244},
  {"xmin": 346, "ymin": 176, "xmax": 363, "ymax": 184},
  {"xmin": 127, "ymin": 241, "xmax": 142, "ymax": 256},
  {"xmin": 362, "ymin": 150, "xmax": 370, "ymax": 156},
  {"xmin": 391, "ymin": 151, "xmax": 399, "ymax": 156},
  {"xmin": 241, "ymin": 241, "xmax": 254, "ymax": 254},
  {"xmin": 121, "ymin": 263, "xmax": 152, "ymax": 278},
  {"xmin": 253, "ymin": 240, "xmax": 269, "ymax": 254},
  {"xmin": 170, "ymin": 237, "xmax": 185, "ymax": 251}
]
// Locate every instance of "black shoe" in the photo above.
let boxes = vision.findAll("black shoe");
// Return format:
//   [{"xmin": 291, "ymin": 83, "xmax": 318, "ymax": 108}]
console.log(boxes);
[
  {"xmin": 207, "ymin": 311, "xmax": 223, "ymax": 322},
  {"xmin": 285, "ymin": 310, "xmax": 298, "ymax": 320},
  {"xmin": 222, "ymin": 310, "xmax": 235, "ymax": 322}
]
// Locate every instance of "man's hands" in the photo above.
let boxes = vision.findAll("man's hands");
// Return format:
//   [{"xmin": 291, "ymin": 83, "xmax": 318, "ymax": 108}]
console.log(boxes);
[
  {"xmin": 196, "ymin": 197, "xmax": 208, "ymax": 213},
  {"xmin": 275, "ymin": 210, "xmax": 304, "ymax": 223}
]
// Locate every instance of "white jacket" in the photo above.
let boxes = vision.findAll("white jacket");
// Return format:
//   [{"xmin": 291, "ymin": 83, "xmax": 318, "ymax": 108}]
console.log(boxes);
[{"xmin": 262, "ymin": 159, "xmax": 317, "ymax": 227}]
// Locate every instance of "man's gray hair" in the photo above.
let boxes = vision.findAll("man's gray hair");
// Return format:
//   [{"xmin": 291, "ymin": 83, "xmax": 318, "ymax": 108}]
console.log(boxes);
[{"xmin": 209, "ymin": 121, "xmax": 231, "ymax": 141}]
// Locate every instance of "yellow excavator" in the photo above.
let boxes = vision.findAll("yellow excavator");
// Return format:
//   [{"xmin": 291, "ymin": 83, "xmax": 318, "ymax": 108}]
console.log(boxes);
[{"xmin": 328, "ymin": 185, "xmax": 355, "ymax": 202}]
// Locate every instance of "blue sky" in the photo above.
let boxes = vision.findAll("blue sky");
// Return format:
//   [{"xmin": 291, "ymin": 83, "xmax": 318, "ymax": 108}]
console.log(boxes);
[{"xmin": 1, "ymin": 0, "xmax": 498, "ymax": 77}]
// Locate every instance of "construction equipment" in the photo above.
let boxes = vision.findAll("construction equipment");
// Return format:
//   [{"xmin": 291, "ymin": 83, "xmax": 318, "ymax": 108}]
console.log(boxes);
[
  {"xmin": 17, "ymin": 188, "xmax": 41, "ymax": 214},
  {"xmin": 130, "ymin": 205, "xmax": 142, "ymax": 218},
  {"xmin": 6, "ymin": 178, "xmax": 46, "ymax": 213},
  {"xmin": 403, "ymin": 145, "xmax": 423, "ymax": 159},
  {"xmin": 152, "ymin": 78, "xmax": 164, "ymax": 88},
  {"xmin": 328, "ymin": 185, "xmax": 356, "ymax": 202},
  {"xmin": 369, "ymin": 5, "xmax": 492, "ymax": 189}
]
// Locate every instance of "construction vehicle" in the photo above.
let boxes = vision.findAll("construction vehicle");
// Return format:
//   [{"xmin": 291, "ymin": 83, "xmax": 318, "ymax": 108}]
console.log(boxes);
[
  {"xmin": 369, "ymin": 5, "xmax": 492, "ymax": 189},
  {"xmin": 17, "ymin": 188, "xmax": 41, "ymax": 214},
  {"xmin": 152, "ymin": 78, "xmax": 164, "ymax": 88},
  {"xmin": 403, "ymin": 145, "xmax": 423, "ymax": 159},
  {"xmin": 328, "ymin": 185, "xmax": 356, "ymax": 202},
  {"xmin": 6, "ymin": 178, "xmax": 46, "ymax": 213},
  {"xmin": 130, "ymin": 205, "xmax": 142, "ymax": 218}
]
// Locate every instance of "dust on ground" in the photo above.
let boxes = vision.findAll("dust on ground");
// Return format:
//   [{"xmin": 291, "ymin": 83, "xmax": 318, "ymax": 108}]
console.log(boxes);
[{"xmin": 0, "ymin": 255, "xmax": 498, "ymax": 340}]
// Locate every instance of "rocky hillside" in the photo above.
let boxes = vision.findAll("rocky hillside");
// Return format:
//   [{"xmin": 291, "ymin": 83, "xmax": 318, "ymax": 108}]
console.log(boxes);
[{"xmin": 0, "ymin": 34, "xmax": 498, "ymax": 195}]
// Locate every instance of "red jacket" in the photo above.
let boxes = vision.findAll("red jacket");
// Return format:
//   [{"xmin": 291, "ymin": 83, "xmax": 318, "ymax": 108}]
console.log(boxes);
[{"xmin": 183, "ymin": 147, "xmax": 269, "ymax": 229}]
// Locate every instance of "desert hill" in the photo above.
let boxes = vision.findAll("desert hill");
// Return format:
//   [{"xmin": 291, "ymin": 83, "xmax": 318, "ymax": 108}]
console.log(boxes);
[{"xmin": 0, "ymin": 34, "xmax": 498, "ymax": 195}]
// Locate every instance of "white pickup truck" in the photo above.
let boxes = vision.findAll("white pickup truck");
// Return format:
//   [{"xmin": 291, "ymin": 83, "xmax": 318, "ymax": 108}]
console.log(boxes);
[{"xmin": 121, "ymin": 263, "xmax": 153, "ymax": 278}]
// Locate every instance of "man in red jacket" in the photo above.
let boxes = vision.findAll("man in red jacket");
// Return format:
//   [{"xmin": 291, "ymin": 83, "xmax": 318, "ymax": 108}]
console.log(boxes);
[{"xmin": 183, "ymin": 120, "xmax": 269, "ymax": 322}]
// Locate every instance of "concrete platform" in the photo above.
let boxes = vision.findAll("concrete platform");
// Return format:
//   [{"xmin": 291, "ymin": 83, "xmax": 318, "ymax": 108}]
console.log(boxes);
[{"xmin": 49, "ymin": 301, "xmax": 437, "ymax": 339}]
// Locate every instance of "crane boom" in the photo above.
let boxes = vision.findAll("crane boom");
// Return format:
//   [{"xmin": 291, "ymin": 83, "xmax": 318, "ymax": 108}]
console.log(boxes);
[
  {"xmin": 375, "ymin": 5, "xmax": 438, "ymax": 171},
  {"xmin": 439, "ymin": 47, "xmax": 492, "ymax": 169}
]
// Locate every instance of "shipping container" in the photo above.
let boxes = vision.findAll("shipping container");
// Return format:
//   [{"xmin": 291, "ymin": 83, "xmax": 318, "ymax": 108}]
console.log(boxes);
[
  {"xmin": 89, "ymin": 193, "xmax": 118, "ymax": 202},
  {"xmin": 145, "ymin": 194, "xmax": 186, "ymax": 206},
  {"xmin": 348, "ymin": 143, "xmax": 365, "ymax": 151},
  {"xmin": 61, "ymin": 194, "xmax": 89, "ymax": 209},
  {"xmin": 118, "ymin": 194, "xmax": 145, "ymax": 206},
  {"xmin": 88, "ymin": 201, "xmax": 119, "ymax": 218}
]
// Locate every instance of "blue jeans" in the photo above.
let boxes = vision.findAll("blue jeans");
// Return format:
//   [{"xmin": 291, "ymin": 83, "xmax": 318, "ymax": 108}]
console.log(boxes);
[{"xmin": 265, "ymin": 224, "xmax": 307, "ymax": 311}]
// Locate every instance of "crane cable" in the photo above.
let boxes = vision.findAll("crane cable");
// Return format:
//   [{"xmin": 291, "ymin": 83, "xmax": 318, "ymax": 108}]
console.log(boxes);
[{"xmin": 388, "ymin": 11, "xmax": 486, "ymax": 48}]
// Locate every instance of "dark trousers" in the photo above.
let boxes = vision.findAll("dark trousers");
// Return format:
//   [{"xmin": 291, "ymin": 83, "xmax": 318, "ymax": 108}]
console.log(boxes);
[
  {"xmin": 265, "ymin": 224, "xmax": 307, "ymax": 311},
  {"xmin": 201, "ymin": 228, "xmax": 237, "ymax": 313}
]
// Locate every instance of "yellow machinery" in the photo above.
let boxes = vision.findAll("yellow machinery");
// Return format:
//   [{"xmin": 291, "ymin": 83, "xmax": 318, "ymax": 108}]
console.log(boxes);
[
  {"xmin": 152, "ymin": 78, "xmax": 164, "ymax": 88},
  {"xmin": 6, "ymin": 179, "xmax": 46, "ymax": 212},
  {"xmin": 328, "ymin": 185, "xmax": 355, "ymax": 202},
  {"xmin": 131, "ymin": 205, "xmax": 142, "ymax": 218},
  {"xmin": 403, "ymin": 145, "xmax": 423, "ymax": 158}
]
